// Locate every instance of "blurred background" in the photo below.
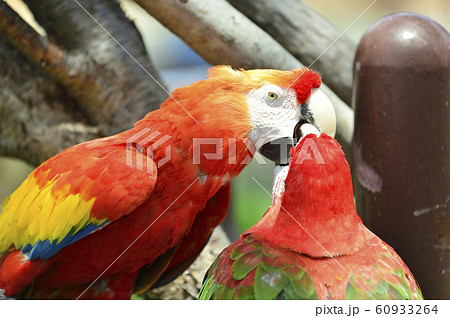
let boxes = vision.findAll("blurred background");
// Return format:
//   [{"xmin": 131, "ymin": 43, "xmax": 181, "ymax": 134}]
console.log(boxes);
[{"xmin": 1, "ymin": 0, "xmax": 449, "ymax": 240}]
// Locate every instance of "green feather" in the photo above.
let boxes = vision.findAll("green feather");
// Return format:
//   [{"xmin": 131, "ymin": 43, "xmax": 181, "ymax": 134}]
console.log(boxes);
[
  {"xmin": 372, "ymin": 280, "xmax": 389, "ymax": 296},
  {"xmin": 413, "ymin": 281, "xmax": 424, "ymax": 299},
  {"xmin": 279, "ymin": 283, "xmax": 298, "ymax": 300},
  {"xmin": 198, "ymin": 277, "xmax": 216, "ymax": 300},
  {"xmin": 292, "ymin": 266, "xmax": 306, "ymax": 280},
  {"xmin": 221, "ymin": 286, "xmax": 235, "ymax": 299},
  {"xmin": 289, "ymin": 270, "xmax": 318, "ymax": 300},
  {"xmin": 207, "ymin": 257, "xmax": 219, "ymax": 276},
  {"xmin": 355, "ymin": 274, "xmax": 415, "ymax": 300},
  {"xmin": 391, "ymin": 268, "xmax": 406, "ymax": 277},
  {"xmin": 231, "ymin": 249, "xmax": 261, "ymax": 280},
  {"xmin": 345, "ymin": 282, "xmax": 364, "ymax": 300},
  {"xmin": 214, "ymin": 284, "xmax": 225, "ymax": 299},
  {"xmin": 235, "ymin": 285, "xmax": 255, "ymax": 300},
  {"xmin": 387, "ymin": 277, "xmax": 413, "ymax": 299},
  {"xmin": 230, "ymin": 244, "xmax": 245, "ymax": 260},
  {"xmin": 230, "ymin": 238, "xmax": 261, "ymax": 260},
  {"xmin": 254, "ymin": 266, "xmax": 289, "ymax": 299},
  {"xmin": 347, "ymin": 278, "xmax": 396, "ymax": 300},
  {"xmin": 259, "ymin": 259, "xmax": 284, "ymax": 273},
  {"xmin": 386, "ymin": 284, "xmax": 404, "ymax": 299}
]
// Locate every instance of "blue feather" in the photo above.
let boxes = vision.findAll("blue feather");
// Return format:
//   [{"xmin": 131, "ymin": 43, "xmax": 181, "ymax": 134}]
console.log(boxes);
[{"xmin": 22, "ymin": 221, "xmax": 108, "ymax": 261}]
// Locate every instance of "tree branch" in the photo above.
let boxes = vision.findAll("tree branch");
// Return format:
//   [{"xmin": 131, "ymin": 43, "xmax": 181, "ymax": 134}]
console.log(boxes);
[
  {"xmin": 0, "ymin": 35, "xmax": 101, "ymax": 166},
  {"xmin": 228, "ymin": 0, "xmax": 355, "ymax": 106},
  {"xmin": 136, "ymin": 0, "xmax": 301, "ymax": 70},
  {"xmin": 134, "ymin": 0, "xmax": 354, "ymax": 163},
  {"xmin": 2, "ymin": 0, "xmax": 167, "ymax": 136}
]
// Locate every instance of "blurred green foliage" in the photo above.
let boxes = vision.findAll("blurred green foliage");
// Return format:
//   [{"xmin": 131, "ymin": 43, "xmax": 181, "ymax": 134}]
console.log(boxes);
[
  {"xmin": 0, "ymin": 157, "xmax": 33, "ymax": 204},
  {"xmin": 230, "ymin": 155, "xmax": 274, "ymax": 234}
]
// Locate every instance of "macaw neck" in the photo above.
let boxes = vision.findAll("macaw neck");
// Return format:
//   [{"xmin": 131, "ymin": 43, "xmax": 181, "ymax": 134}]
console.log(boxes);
[
  {"xmin": 247, "ymin": 136, "xmax": 366, "ymax": 258},
  {"xmin": 120, "ymin": 108, "xmax": 254, "ymax": 180}
]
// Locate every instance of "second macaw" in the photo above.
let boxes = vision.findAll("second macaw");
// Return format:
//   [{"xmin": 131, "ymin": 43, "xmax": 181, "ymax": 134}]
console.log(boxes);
[
  {"xmin": 199, "ymin": 126, "xmax": 423, "ymax": 300},
  {"xmin": 0, "ymin": 66, "xmax": 336, "ymax": 299}
]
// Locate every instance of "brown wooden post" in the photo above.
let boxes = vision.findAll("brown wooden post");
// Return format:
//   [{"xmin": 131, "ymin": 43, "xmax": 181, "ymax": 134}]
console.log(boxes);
[{"xmin": 353, "ymin": 13, "xmax": 450, "ymax": 299}]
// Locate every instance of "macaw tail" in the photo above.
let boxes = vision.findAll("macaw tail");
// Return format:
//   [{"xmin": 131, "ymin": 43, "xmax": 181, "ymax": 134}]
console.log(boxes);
[
  {"xmin": 0, "ymin": 250, "xmax": 52, "ymax": 297},
  {"xmin": 16, "ymin": 270, "xmax": 138, "ymax": 300}
]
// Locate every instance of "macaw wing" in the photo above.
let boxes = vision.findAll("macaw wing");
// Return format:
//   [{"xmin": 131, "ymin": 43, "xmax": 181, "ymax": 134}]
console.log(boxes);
[
  {"xmin": 198, "ymin": 237, "xmax": 318, "ymax": 300},
  {"xmin": 0, "ymin": 141, "xmax": 157, "ymax": 260},
  {"xmin": 344, "ymin": 244, "xmax": 423, "ymax": 300},
  {"xmin": 134, "ymin": 182, "xmax": 231, "ymax": 294}
]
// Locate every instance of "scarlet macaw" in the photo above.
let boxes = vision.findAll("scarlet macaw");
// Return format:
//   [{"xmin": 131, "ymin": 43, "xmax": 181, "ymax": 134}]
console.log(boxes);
[{"xmin": 0, "ymin": 66, "xmax": 335, "ymax": 299}]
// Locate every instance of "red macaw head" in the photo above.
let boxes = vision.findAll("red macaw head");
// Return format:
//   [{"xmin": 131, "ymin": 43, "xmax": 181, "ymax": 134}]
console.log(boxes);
[{"xmin": 207, "ymin": 66, "xmax": 336, "ymax": 164}]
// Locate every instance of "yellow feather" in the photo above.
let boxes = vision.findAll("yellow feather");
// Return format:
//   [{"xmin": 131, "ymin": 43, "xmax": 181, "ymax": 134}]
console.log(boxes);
[
  {"xmin": 0, "ymin": 191, "xmax": 19, "ymax": 242},
  {"xmin": 8, "ymin": 226, "xmax": 19, "ymax": 248},
  {"xmin": 16, "ymin": 183, "xmax": 41, "ymax": 229},
  {"xmin": 0, "ymin": 215, "xmax": 8, "ymax": 241},
  {"xmin": 74, "ymin": 197, "xmax": 96, "ymax": 227},
  {"xmin": 51, "ymin": 194, "xmax": 81, "ymax": 242},
  {"xmin": 27, "ymin": 186, "xmax": 53, "ymax": 238},
  {"xmin": 73, "ymin": 213, "xmax": 90, "ymax": 233},
  {"xmin": 8, "ymin": 176, "xmax": 36, "ymax": 208},
  {"xmin": 57, "ymin": 225, "xmax": 73, "ymax": 245},
  {"xmin": 91, "ymin": 217, "xmax": 107, "ymax": 226},
  {"xmin": 64, "ymin": 197, "xmax": 96, "ymax": 235},
  {"xmin": 28, "ymin": 234, "xmax": 40, "ymax": 247},
  {"xmin": 38, "ymin": 187, "xmax": 58, "ymax": 241},
  {"xmin": 45, "ymin": 196, "xmax": 69, "ymax": 241},
  {"xmin": 0, "ymin": 194, "xmax": 11, "ymax": 210},
  {"xmin": 55, "ymin": 200, "xmax": 81, "ymax": 240},
  {"xmin": 39, "ymin": 195, "xmax": 61, "ymax": 241},
  {"xmin": 57, "ymin": 198, "xmax": 83, "ymax": 243},
  {"xmin": 6, "ymin": 185, "xmax": 27, "ymax": 225},
  {"xmin": 0, "ymin": 240, "xmax": 10, "ymax": 252},
  {"xmin": 16, "ymin": 227, "xmax": 30, "ymax": 247},
  {"xmin": 66, "ymin": 195, "xmax": 83, "ymax": 227}
]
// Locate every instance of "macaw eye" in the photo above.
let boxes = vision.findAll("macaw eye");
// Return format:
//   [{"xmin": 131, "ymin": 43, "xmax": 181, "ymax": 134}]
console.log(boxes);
[{"xmin": 268, "ymin": 92, "xmax": 278, "ymax": 101}]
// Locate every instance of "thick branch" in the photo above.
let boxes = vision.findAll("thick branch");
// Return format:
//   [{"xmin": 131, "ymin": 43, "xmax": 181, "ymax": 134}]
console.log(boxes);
[
  {"xmin": 0, "ymin": 35, "xmax": 100, "ymax": 166},
  {"xmin": 0, "ymin": 1, "xmax": 53, "ymax": 66},
  {"xmin": 228, "ymin": 0, "xmax": 355, "ymax": 106},
  {"xmin": 134, "ymin": 0, "xmax": 354, "ymax": 163},
  {"xmin": 135, "ymin": 0, "xmax": 300, "ymax": 70},
  {"xmin": 24, "ymin": 0, "xmax": 168, "ymax": 135},
  {"xmin": 1, "ymin": 0, "xmax": 167, "ymax": 136}
]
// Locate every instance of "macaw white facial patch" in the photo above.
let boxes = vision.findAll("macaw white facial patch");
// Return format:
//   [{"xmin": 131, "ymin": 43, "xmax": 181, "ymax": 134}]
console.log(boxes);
[{"xmin": 247, "ymin": 85, "xmax": 300, "ymax": 150}]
